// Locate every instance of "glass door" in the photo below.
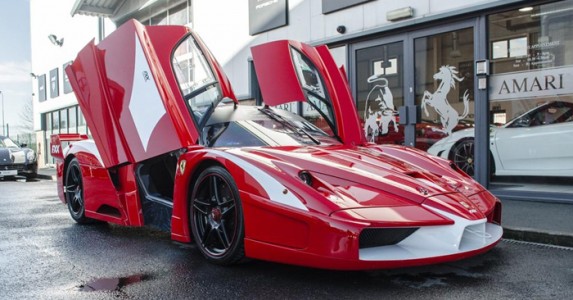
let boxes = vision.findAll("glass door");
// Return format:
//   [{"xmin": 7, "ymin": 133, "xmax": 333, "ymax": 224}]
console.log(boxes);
[
  {"xmin": 352, "ymin": 22, "xmax": 482, "ymax": 176},
  {"xmin": 414, "ymin": 28, "xmax": 476, "ymax": 171},
  {"xmin": 354, "ymin": 38, "xmax": 406, "ymax": 146}
]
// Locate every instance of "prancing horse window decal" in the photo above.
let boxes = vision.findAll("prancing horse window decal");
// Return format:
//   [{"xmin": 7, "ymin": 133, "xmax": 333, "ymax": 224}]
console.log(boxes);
[
  {"xmin": 364, "ymin": 74, "xmax": 398, "ymax": 143},
  {"xmin": 421, "ymin": 65, "xmax": 470, "ymax": 135}
]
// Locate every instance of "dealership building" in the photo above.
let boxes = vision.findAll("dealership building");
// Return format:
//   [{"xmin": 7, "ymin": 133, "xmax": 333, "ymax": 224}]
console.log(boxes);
[{"xmin": 30, "ymin": 0, "xmax": 572, "ymax": 202}]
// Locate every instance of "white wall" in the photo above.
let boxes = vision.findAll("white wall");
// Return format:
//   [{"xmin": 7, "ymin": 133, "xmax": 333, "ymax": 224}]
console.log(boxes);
[
  {"xmin": 29, "ymin": 0, "xmax": 115, "ymax": 131},
  {"xmin": 192, "ymin": 0, "xmax": 498, "ymax": 98}
]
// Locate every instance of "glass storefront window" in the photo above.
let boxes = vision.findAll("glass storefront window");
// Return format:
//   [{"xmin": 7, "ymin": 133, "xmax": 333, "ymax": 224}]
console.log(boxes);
[
  {"xmin": 141, "ymin": 2, "xmax": 191, "ymax": 26},
  {"xmin": 45, "ymin": 113, "xmax": 51, "ymax": 134},
  {"xmin": 149, "ymin": 12, "xmax": 168, "ymax": 26},
  {"xmin": 78, "ymin": 109, "xmax": 85, "ymax": 127},
  {"xmin": 488, "ymin": 0, "xmax": 573, "ymax": 184},
  {"xmin": 169, "ymin": 3, "xmax": 189, "ymax": 26},
  {"xmin": 78, "ymin": 109, "xmax": 88, "ymax": 135},
  {"xmin": 68, "ymin": 106, "xmax": 77, "ymax": 132},
  {"xmin": 60, "ymin": 109, "xmax": 68, "ymax": 133},
  {"xmin": 52, "ymin": 111, "xmax": 59, "ymax": 132}
]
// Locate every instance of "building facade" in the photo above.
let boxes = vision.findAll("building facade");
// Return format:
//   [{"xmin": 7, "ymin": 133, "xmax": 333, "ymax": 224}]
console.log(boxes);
[{"xmin": 31, "ymin": 0, "xmax": 572, "ymax": 202}]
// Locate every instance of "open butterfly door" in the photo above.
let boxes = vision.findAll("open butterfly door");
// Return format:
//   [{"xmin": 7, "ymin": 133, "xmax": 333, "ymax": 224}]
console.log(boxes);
[
  {"xmin": 65, "ymin": 20, "xmax": 237, "ymax": 168},
  {"xmin": 251, "ymin": 40, "xmax": 364, "ymax": 146}
]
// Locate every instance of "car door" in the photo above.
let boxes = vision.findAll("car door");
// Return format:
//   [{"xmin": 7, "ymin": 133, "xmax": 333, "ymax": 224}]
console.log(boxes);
[
  {"xmin": 493, "ymin": 102, "xmax": 573, "ymax": 175},
  {"xmin": 66, "ymin": 20, "xmax": 237, "ymax": 168},
  {"xmin": 251, "ymin": 40, "xmax": 364, "ymax": 146}
]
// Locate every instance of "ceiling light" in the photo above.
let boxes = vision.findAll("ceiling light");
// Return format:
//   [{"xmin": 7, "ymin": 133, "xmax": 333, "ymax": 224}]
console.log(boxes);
[
  {"xmin": 387, "ymin": 7, "xmax": 414, "ymax": 22},
  {"xmin": 48, "ymin": 34, "xmax": 64, "ymax": 47}
]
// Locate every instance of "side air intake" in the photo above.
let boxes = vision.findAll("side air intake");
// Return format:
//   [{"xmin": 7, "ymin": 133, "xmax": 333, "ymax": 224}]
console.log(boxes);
[{"xmin": 359, "ymin": 228, "xmax": 419, "ymax": 248}]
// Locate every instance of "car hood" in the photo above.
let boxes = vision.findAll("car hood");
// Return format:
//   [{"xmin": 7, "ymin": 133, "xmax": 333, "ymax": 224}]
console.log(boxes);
[
  {"xmin": 0, "ymin": 147, "xmax": 27, "ymax": 164},
  {"xmin": 222, "ymin": 145, "xmax": 490, "ymax": 221}
]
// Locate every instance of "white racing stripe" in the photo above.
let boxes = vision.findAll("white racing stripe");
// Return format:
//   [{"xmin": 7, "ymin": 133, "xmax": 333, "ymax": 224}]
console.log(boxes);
[
  {"xmin": 210, "ymin": 150, "xmax": 308, "ymax": 211},
  {"xmin": 128, "ymin": 33, "xmax": 166, "ymax": 152},
  {"xmin": 65, "ymin": 140, "xmax": 104, "ymax": 167}
]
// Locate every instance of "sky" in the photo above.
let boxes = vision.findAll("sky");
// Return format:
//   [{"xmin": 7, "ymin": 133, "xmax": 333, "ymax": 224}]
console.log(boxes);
[{"xmin": 0, "ymin": 0, "xmax": 31, "ymax": 136}]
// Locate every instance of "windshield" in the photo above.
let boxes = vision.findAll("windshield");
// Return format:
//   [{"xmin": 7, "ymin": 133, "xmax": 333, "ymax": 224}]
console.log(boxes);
[
  {"xmin": 505, "ymin": 101, "xmax": 573, "ymax": 128},
  {"xmin": 0, "ymin": 137, "xmax": 19, "ymax": 148},
  {"xmin": 202, "ymin": 106, "xmax": 341, "ymax": 148}
]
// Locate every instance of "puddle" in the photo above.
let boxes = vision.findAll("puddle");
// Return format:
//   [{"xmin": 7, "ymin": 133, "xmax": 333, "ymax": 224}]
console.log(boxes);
[{"xmin": 77, "ymin": 274, "xmax": 150, "ymax": 292}]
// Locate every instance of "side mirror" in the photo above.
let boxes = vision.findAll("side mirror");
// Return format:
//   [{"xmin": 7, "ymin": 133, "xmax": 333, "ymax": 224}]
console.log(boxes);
[{"xmin": 513, "ymin": 117, "xmax": 531, "ymax": 128}]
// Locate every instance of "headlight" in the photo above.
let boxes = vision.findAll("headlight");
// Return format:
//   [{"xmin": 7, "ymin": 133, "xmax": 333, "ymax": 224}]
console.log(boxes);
[{"xmin": 26, "ymin": 151, "xmax": 36, "ymax": 161}]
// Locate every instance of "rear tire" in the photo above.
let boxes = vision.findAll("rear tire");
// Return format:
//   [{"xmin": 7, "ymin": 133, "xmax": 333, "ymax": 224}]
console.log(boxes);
[
  {"xmin": 65, "ymin": 158, "xmax": 90, "ymax": 224},
  {"xmin": 190, "ymin": 166, "xmax": 245, "ymax": 265}
]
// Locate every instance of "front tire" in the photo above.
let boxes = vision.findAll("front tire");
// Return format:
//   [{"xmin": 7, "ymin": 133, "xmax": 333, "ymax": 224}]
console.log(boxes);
[
  {"xmin": 190, "ymin": 166, "xmax": 245, "ymax": 265},
  {"xmin": 65, "ymin": 158, "xmax": 90, "ymax": 223},
  {"xmin": 450, "ymin": 139, "xmax": 475, "ymax": 176}
]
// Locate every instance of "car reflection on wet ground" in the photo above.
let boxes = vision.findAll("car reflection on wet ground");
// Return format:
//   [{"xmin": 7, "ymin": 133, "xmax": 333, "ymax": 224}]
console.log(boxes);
[
  {"xmin": 1, "ymin": 179, "xmax": 572, "ymax": 299},
  {"xmin": 76, "ymin": 274, "xmax": 150, "ymax": 292}
]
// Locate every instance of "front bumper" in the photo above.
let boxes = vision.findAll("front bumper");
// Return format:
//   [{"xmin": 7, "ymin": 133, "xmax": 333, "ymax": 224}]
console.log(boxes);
[
  {"xmin": 359, "ymin": 206, "xmax": 503, "ymax": 261},
  {"xmin": 0, "ymin": 162, "xmax": 38, "ymax": 177},
  {"xmin": 244, "ymin": 204, "xmax": 502, "ymax": 270}
]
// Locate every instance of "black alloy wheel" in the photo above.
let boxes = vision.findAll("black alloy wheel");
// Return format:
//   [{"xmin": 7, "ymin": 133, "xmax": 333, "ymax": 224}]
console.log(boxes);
[
  {"xmin": 65, "ymin": 158, "xmax": 89, "ymax": 223},
  {"xmin": 450, "ymin": 139, "xmax": 475, "ymax": 176},
  {"xmin": 190, "ymin": 166, "xmax": 244, "ymax": 265}
]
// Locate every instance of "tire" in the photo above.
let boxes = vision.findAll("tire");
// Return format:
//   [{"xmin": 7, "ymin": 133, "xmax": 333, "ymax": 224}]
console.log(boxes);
[
  {"xmin": 190, "ymin": 166, "xmax": 245, "ymax": 265},
  {"xmin": 449, "ymin": 139, "xmax": 475, "ymax": 176},
  {"xmin": 65, "ymin": 158, "xmax": 90, "ymax": 224}
]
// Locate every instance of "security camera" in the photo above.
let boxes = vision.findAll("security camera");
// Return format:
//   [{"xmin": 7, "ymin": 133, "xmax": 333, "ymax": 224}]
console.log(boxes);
[{"xmin": 336, "ymin": 26, "xmax": 346, "ymax": 34}]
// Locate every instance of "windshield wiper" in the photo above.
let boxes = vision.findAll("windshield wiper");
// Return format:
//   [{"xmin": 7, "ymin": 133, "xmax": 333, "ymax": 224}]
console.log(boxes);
[{"xmin": 258, "ymin": 107, "xmax": 321, "ymax": 145}]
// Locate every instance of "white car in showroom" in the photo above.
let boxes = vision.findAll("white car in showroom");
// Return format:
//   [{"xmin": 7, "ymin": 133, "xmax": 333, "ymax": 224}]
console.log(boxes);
[{"xmin": 427, "ymin": 101, "xmax": 573, "ymax": 177}]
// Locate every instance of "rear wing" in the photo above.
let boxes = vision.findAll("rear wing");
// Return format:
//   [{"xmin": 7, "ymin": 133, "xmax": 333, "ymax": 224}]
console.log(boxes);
[{"xmin": 50, "ymin": 133, "xmax": 89, "ymax": 161}]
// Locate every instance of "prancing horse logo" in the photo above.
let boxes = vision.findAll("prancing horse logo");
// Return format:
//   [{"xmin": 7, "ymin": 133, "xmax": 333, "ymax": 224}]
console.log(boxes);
[{"xmin": 421, "ymin": 65, "xmax": 470, "ymax": 135}]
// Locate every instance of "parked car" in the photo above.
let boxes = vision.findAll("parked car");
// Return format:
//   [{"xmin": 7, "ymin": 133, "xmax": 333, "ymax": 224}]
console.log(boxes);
[
  {"xmin": 0, "ymin": 135, "xmax": 38, "ymax": 179},
  {"xmin": 51, "ymin": 20, "xmax": 502, "ymax": 270},
  {"xmin": 428, "ymin": 101, "xmax": 573, "ymax": 177}
]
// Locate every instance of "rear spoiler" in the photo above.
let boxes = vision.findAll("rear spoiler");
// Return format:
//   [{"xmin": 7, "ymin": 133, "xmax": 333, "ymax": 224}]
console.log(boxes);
[{"xmin": 50, "ymin": 133, "xmax": 89, "ymax": 161}]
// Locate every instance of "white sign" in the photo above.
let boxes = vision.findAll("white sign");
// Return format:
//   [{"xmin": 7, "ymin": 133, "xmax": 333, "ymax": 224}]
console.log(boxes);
[
  {"xmin": 489, "ymin": 66, "xmax": 573, "ymax": 101},
  {"xmin": 0, "ymin": 170, "xmax": 17, "ymax": 176}
]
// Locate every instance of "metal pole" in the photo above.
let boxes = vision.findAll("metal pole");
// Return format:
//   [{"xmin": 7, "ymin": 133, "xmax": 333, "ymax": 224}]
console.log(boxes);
[{"xmin": 0, "ymin": 91, "xmax": 4, "ymax": 136}]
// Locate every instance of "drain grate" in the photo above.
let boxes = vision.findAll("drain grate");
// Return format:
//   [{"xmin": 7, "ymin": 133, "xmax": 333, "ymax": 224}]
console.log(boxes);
[{"xmin": 502, "ymin": 238, "xmax": 573, "ymax": 251}]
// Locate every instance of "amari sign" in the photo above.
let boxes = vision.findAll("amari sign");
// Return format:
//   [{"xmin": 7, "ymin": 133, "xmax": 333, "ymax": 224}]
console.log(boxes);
[{"xmin": 489, "ymin": 66, "xmax": 573, "ymax": 101}]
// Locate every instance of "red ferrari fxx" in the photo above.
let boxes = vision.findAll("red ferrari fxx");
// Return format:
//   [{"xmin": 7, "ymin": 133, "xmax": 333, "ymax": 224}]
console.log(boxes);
[{"xmin": 51, "ymin": 20, "xmax": 502, "ymax": 270}]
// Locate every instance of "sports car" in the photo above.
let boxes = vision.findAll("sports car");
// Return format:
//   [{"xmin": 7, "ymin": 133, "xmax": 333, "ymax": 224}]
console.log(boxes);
[
  {"xmin": 428, "ymin": 101, "xmax": 573, "ymax": 177},
  {"xmin": 0, "ymin": 135, "xmax": 38, "ymax": 179},
  {"xmin": 50, "ymin": 20, "xmax": 502, "ymax": 270}
]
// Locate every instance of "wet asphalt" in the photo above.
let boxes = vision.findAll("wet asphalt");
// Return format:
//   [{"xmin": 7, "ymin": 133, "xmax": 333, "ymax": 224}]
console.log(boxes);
[{"xmin": 0, "ymin": 179, "xmax": 572, "ymax": 299}]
